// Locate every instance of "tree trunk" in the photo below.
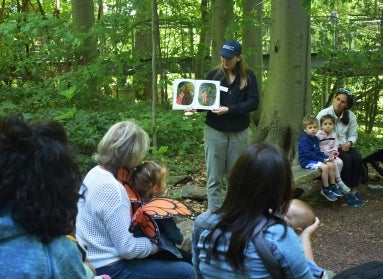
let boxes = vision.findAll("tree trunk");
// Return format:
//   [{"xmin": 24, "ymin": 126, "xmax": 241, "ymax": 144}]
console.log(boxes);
[
  {"xmin": 152, "ymin": 0, "xmax": 158, "ymax": 149},
  {"xmin": 133, "ymin": 1, "xmax": 152, "ymax": 100},
  {"xmin": 242, "ymin": 0, "xmax": 263, "ymax": 127},
  {"xmin": 254, "ymin": 0, "xmax": 311, "ymax": 162},
  {"xmin": 242, "ymin": 0, "xmax": 262, "ymax": 85},
  {"xmin": 194, "ymin": 0, "xmax": 209, "ymax": 79},
  {"xmin": 210, "ymin": 0, "xmax": 234, "ymax": 66},
  {"xmin": 71, "ymin": 0, "xmax": 96, "ymax": 63}
]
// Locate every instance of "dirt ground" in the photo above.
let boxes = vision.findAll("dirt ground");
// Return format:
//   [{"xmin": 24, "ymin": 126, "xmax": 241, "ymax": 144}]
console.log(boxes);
[{"xmin": 303, "ymin": 172, "xmax": 383, "ymax": 274}]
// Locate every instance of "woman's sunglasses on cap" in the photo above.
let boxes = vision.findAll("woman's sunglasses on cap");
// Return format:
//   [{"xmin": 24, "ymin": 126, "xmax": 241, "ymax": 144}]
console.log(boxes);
[{"xmin": 339, "ymin": 88, "xmax": 352, "ymax": 96}]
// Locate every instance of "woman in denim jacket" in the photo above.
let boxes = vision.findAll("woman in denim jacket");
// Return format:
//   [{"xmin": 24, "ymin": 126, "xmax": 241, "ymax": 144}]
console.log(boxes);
[
  {"xmin": 0, "ymin": 115, "xmax": 88, "ymax": 278},
  {"xmin": 192, "ymin": 143, "xmax": 323, "ymax": 279}
]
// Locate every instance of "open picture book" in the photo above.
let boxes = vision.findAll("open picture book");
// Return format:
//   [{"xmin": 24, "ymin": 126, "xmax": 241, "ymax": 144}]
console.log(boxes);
[{"xmin": 172, "ymin": 79, "xmax": 222, "ymax": 110}]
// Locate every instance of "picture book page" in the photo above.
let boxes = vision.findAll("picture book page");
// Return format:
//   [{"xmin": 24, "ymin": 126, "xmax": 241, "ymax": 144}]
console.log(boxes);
[{"xmin": 172, "ymin": 79, "xmax": 221, "ymax": 110}]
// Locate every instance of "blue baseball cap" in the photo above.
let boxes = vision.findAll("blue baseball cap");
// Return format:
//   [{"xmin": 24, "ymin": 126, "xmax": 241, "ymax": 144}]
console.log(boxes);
[{"xmin": 219, "ymin": 39, "xmax": 242, "ymax": 59}]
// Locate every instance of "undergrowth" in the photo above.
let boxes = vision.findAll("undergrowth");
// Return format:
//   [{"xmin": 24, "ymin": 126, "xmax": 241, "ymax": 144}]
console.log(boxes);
[{"xmin": 0, "ymin": 87, "xmax": 381, "ymax": 177}]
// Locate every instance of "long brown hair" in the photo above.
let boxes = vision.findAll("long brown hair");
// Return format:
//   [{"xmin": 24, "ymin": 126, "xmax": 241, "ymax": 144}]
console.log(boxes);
[
  {"xmin": 206, "ymin": 143, "xmax": 291, "ymax": 271},
  {"xmin": 335, "ymin": 89, "xmax": 354, "ymax": 125},
  {"xmin": 215, "ymin": 57, "xmax": 249, "ymax": 90}
]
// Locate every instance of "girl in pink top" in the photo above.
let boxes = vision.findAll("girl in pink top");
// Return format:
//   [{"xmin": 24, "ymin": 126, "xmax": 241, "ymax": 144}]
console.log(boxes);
[{"xmin": 316, "ymin": 114, "xmax": 351, "ymax": 193}]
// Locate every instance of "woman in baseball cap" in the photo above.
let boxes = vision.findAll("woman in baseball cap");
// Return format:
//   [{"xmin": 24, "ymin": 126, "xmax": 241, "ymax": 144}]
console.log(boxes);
[{"xmin": 203, "ymin": 39, "xmax": 260, "ymax": 211}]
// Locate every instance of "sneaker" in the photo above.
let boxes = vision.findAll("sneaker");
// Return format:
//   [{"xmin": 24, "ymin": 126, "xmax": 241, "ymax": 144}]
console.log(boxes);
[
  {"xmin": 336, "ymin": 181, "xmax": 351, "ymax": 193},
  {"xmin": 346, "ymin": 192, "xmax": 359, "ymax": 207},
  {"xmin": 321, "ymin": 187, "xmax": 337, "ymax": 201},
  {"xmin": 354, "ymin": 192, "xmax": 366, "ymax": 206},
  {"xmin": 329, "ymin": 184, "xmax": 344, "ymax": 197}
]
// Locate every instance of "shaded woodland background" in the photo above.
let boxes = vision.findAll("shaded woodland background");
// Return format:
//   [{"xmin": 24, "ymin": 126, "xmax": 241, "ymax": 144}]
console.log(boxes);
[{"xmin": 0, "ymin": 0, "xmax": 383, "ymax": 174}]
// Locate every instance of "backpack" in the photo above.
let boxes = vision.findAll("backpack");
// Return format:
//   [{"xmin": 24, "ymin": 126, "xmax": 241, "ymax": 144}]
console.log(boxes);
[
  {"xmin": 361, "ymin": 149, "xmax": 383, "ymax": 183},
  {"xmin": 333, "ymin": 261, "xmax": 383, "ymax": 279}
]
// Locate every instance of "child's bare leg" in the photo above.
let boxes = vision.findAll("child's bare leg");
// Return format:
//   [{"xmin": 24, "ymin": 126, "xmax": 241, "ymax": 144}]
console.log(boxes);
[
  {"xmin": 334, "ymin": 158, "xmax": 343, "ymax": 182},
  {"xmin": 319, "ymin": 163, "xmax": 329, "ymax": 187},
  {"xmin": 319, "ymin": 163, "xmax": 337, "ymax": 201}
]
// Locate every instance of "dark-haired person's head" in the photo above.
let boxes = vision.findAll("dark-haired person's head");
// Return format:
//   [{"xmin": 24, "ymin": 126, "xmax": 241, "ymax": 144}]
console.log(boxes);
[
  {"xmin": 0, "ymin": 114, "xmax": 82, "ymax": 243},
  {"xmin": 219, "ymin": 143, "xmax": 292, "ymax": 219},
  {"xmin": 333, "ymin": 88, "xmax": 354, "ymax": 125},
  {"xmin": 212, "ymin": 143, "xmax": 292, "ymax": 270},
  {"xmin": 336, "ymin": 87, "xmax": 354, "ymax": 109}
]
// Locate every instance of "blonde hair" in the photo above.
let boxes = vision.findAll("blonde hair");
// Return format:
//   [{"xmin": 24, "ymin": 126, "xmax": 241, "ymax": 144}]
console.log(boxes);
[
  {"xmin": 216, "ymin": 57, "xmax": 249, "ymax": 90},
  {"xmin": 94, "ymin": 120, "xmax": 149, "ymax": 174},
  {"xmin": 302, "ymin": 114, "xmax": 318, "ymax": 129}
]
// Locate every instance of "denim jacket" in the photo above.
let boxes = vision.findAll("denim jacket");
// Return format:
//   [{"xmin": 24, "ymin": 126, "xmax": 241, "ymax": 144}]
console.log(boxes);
[
  {"xmin": 0, "ymin": 203, "xmax": 87, "ymax": 278},
  {"xmin": 192, "ymin": 211, "xmax": 322, "ymax": 279}
]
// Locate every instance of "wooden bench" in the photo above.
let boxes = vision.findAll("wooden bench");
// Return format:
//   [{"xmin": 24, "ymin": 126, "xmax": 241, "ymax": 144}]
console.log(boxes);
[
  {"xmin": 170, "ymin": 166, "xmax": 321, "ymax": 200},
  {"xmin": 291, "ymin": 165, "xmax": 321, "ymax": 187}
]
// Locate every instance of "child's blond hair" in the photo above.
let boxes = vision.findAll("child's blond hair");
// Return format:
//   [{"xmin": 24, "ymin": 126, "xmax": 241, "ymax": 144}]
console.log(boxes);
[{"xmin": 302, "ymin": 114, "xmax": 318, "ymax": 129}]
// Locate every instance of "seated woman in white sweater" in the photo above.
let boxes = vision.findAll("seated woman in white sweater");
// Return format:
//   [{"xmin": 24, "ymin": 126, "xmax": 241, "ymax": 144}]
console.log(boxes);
[{"xmin": 76, "ymin": 120, "xmax": 194, "ymax": 279}]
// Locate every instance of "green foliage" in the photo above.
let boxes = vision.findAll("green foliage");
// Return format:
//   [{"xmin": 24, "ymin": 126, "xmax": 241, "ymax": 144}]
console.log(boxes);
[
  {"xmin": 127, "ymin": 105, "xmax": 205, "ymax": 174},
  {"xmin": 357, "ymin": 129, "xmax": 383, "ymax": 158},
  {"xmin": 1, "ymin": 0, "xmax": 382, "ymax": 176},
  {"xmin": 0, "ymin": 84, "xmax": 205, "ymax": 174}
]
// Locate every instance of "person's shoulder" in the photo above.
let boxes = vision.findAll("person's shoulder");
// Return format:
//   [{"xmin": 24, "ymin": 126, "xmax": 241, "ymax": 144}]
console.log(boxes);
[
  {"xmin": 195, "ymin": 211, "xmax": 213, "ymax": 223},
  {"xmin": 246, "ymin": 68, "xmax": 256, "ymax": 76},
  {"xmin": 316, "ymin": 130, "xmax": 325, "ymax": 137},
  {"xmin": 316, "ymin": 106, "xmax": 332, "ymax": 117},
  {"xmin": 47, "ymin": 235, "xmax": 84, "ymax": 263},
  {"xmin": 195, "ymin": 211, "xmax": 219, "ymax": 228},
  {"xmin": 264, "ymin": 223, "xmax": 302, "ymax": 248},
  {"xmin": 348, "ymin": 109, "xmax": 357, "ymax": 119},
  {"xmin": 48, "ymin": 236, "xmax": 89, "ymax": 277},
  {"xmin": 298, "ymin": 132, "xmax": 308, "ymax": 141},
  {"xmin": 206, "ymin": 68, "xmax": 220, "ymax": 79},
  {"xmin": 265, "ymin": 222, "xmax": 294, "ymax": 239}
]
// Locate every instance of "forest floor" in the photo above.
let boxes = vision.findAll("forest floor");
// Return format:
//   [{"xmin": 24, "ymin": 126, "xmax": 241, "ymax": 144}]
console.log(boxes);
[
  {"xmin": 304, "ymin": 171, "xmax": 383, "ymax": 274},
  {"xmin": 182, "ymin": 165, "xmax": 383, "ymax": 275}
]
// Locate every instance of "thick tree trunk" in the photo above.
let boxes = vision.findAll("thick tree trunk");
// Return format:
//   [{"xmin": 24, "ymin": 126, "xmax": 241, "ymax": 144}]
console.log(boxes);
[
  {"xmin": 134, "ymin": 1, "xmax": 152, "ymax": 100},
  {"xmin": 242, "ymin": 0, "xmax": 263, "ymax": 127},
  {"xmin": 194, "ymin": 0, "xmax": 209, "ymax": 79},
  {"xmin": 254, "ymin": 0, "xmax": 311, "ymax": 162},
  {"xmin": 152, "ymin": 0, "xmax": 158, "ymax": 149},
  {"xmin": 242, "ymin": 0, "xmax": 262, "ymax": 86},
  {"xmin": 71, "ymin": 0, "xmax": 96, "ymax": 63},
  {"xmin": 210, "ymin": 0, "xmax": 233, "ymax": 66}
]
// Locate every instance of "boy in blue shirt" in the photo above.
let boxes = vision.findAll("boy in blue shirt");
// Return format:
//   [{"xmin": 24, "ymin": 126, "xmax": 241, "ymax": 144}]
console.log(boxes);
[{"xmin": 298, "ymin": 115, "xmax": 343, "ymax": 201}]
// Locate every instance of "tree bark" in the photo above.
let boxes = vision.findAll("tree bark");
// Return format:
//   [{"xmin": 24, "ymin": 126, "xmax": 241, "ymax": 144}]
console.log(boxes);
[
  {"xmin": 71, "ymin": 0, "xmax": 96, "ymax": 63},
  {"xmin": 242, "ymin": 0, "xmax": 263, "ymax": 127},
  {"xmin": 133, "ymin": 1, "xmax": 152, "ymax": 100},
  {"xmin": 210, "ymin": 0, "xmax": 234, "ymax": 66},
  {"xmin": 152, "ymin": 0, "xmax": 158, "ymax": 149},
  {"xmin": 254, "ymin": 0, "xmax": 311, "ymax": 162},
  {"xmin": 194, "ymin": 0, "xmax": 210, "ymax": 79}
]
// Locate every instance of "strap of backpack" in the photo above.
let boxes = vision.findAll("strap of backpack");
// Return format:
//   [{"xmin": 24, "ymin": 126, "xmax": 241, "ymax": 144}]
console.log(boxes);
[
  {"xmin": 196, "ymin": 213, "xmax": 284, "ymax": 278},
  {"xmin": 251, "ymin": 217, "xmax": 285, "ymax": 279}
]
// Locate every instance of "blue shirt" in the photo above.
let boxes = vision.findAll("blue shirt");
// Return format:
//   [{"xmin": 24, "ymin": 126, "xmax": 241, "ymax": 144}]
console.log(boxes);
[
  {"xmin": 298, "ymin": 132, "xmax": 328, "ymax": 168},
  {"xmin": 192, "ymin": 211, "xmax": 322, "ymax": 279}
]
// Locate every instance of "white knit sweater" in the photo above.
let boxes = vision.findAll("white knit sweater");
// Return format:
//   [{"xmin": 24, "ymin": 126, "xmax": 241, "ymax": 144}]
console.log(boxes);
[{"xmin": 76, "ymin": 166, "xmax": 157, "ymax": 268}]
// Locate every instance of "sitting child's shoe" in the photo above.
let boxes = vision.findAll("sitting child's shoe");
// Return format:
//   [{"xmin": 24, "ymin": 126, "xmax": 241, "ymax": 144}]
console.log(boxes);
[
  {"xmin": 321, "ymin": 187, "xmax": 337, "ymax": 201},
  {"xmin": 336, "ymin": 181, "xmax": 351, "ymax": 193},
  {"xmin": 329, "ymin": 184, "xmax": 343, "ymax": 197}
]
